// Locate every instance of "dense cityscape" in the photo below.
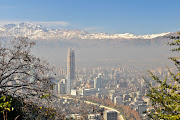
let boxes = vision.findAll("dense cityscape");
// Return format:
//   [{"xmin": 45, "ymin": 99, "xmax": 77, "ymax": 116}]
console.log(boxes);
[
  {"xmin": 43, "ymin": 48, "xmax": 176, "ymax": 120},
  {"xmin": 0, "ymin": 1, "xmax": 179, "ymax": 120}
]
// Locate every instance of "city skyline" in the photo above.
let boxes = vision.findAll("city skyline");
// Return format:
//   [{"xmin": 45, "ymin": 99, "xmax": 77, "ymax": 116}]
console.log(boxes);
[{"xmin": 0, "ymin": 0, "xmax": 179, "ymax": 119}]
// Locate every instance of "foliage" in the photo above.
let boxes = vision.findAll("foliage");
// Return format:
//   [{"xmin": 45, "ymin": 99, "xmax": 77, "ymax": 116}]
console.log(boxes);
[
  {"xmin": 0, "ymin": 95, "xmax": 23, "ymax": 120},
  {"xmin": 144, "ymin": 33, "xmax": 180, "ymax": 120},
  {"xmin": 22, "ymin": 101, "xmax": 56, "ymax": 120},
  {"xmin": 0, "ymin": 95, "xmax": 13, "ymax": 120},
  {"xmin": 0, "ymin": 37, "xmax": 55, "ymax": 119}
]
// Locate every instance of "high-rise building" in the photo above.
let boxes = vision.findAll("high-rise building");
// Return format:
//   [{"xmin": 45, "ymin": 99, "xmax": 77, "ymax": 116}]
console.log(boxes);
[
  {"xmin": 94, "ymin": 77, "xmax": 101, "ymax": 89},
  {"xmin": 94, "ymin": 73, "xmax": 102, "ymax": 89},
  {"xmin": 66, "ymin": 48, "xmax": 75, "ymax": 94},
  {"xmin": 58, "ymin": 82, "xmax": 66, "ymax": 94}
]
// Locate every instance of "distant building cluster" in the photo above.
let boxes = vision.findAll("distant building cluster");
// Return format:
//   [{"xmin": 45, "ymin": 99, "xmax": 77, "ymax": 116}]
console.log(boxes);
[{"xmin": 51, "ymin": 48, "xmax": 175, "ymax": 120}]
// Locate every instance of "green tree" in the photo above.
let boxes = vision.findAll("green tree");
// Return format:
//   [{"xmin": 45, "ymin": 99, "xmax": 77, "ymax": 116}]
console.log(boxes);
[{"xmin": 144, "ymin": 33, "xmax": 180, "ymax": 120}]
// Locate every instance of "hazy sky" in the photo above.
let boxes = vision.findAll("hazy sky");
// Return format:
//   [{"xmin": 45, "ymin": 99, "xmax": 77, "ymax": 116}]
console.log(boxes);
[{"xmin": 0, "ymin": 0, "xmax": 180, "ymax": 34}]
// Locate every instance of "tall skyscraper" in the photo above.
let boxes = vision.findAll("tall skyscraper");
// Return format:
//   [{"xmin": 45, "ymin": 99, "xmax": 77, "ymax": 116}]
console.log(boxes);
[
  {"xmin": 66, "ymin": 48, "xmax": 75, "ymax": 94},
  {"xmin": 94, "ymin": 73, "xmax": 102, "ymax": 89},
  {"xmin": 94, "ymin": 77, "xmax": 101, "ymax": 89}
]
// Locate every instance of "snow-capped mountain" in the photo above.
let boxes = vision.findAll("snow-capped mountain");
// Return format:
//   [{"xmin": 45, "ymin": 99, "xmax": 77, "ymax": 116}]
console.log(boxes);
[{"xmin": 0, "ymin": 22, "xmax": 171, "ymax": 40}]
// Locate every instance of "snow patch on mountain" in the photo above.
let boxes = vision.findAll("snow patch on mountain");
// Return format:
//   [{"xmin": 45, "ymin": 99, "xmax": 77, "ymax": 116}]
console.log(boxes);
[{"xmin": 0, "ymin": 22, "xmax": 171, "ymax": 40}]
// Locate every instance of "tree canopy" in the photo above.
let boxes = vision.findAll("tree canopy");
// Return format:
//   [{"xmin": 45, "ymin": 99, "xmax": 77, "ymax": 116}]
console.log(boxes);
[
  {"xmin": 0, "ymin": 37, "xmax": 55, "ymax": 120},
  {"xmin": 144, "ymin": 33, "xmax": 180, "ymax": 120},
  {"xmin": 0, "ymin": 37, "xmax": 53, "ymax": 97}
]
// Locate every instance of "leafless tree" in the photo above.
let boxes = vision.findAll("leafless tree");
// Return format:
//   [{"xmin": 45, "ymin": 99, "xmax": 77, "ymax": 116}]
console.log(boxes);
[{"xmin": 0, "ymin": 37, "xmax": 54, "ymax": 98}]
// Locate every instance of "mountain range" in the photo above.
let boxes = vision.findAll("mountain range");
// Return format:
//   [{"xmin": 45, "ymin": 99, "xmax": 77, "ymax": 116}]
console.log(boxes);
[{"xmin": 0, "ymin": 22, "xmax": 173, "ymax": 47}]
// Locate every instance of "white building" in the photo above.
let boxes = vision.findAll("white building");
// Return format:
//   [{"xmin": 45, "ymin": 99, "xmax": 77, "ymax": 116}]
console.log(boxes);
[{"xmin": 71, "ymin": 89, "xmax": 77, "ymax": 96}]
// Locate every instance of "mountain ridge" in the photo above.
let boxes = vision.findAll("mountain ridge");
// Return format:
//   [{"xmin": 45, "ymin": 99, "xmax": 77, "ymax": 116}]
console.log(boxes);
[{"xmin": 0, "ymin": 22, "xmax": 172, "ymax": 41}]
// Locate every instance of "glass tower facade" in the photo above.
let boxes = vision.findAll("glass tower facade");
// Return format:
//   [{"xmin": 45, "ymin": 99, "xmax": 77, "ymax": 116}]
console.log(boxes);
[{"xmin": 66, "ymin": 48, "xmax": 75, "ymax": 94}]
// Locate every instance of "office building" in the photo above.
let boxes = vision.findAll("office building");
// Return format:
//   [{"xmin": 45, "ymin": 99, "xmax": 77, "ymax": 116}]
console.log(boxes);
[
  {"xmin": 79, "ymin": 88, "xmax": 99, "ymax": 96},
  {"xmin": 66, "ymin": 48, "xmax": 75, "ymax": 94},
  {"xmin": 58, "ymin": 82, "xmax": 66, "ymax": 94},
  {"xmin": 94, "ymin": 77, "xmax": 101, "ymax": 89},
  {"xmin": 103, "ymin": 110, "xmax": 117, "ymax": 120},
  {"xmin": 94, "ymin": 74, "xmax": 102, "ymax": 89}
]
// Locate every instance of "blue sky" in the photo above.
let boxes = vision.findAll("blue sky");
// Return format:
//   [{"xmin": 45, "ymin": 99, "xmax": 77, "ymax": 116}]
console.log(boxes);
[{"xmin": 0, "ymin": 0, "xmax": 180, "ymax": 34}]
